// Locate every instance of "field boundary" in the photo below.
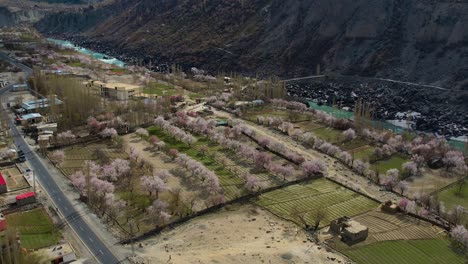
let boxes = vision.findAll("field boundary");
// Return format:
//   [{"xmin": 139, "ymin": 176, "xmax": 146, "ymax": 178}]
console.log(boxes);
[{"xmin": 119, "ymin": 175, "xmax": 323, "ymax": 244}]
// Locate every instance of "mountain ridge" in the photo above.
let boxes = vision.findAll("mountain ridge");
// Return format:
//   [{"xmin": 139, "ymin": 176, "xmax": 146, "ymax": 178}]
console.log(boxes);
[{"xmin": 34, "ymin": 0, "xmax": 468, "ymax": 89}]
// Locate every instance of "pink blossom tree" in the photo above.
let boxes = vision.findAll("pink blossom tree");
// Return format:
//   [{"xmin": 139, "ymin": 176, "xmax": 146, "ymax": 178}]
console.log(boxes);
[
  {"xmin": 337, "ymin": 151, "xmax": 353, "ymax": 166},
  {"xmin": 343, "ymin": 128, "xmax": 356, "ymax": 142},
  {"xmin": 397, "ymin": 198, "xmax": 409, "ymax": 211},
  {"xmin": 443, "ymin": 151, "xmax": 467, "ymax": 175},
  {"xmin": 168, "ymin": 149, "xmax": 179, "ymax": 160},
  {"xmin": 141, "ymin": 175, "xmax": 168, "ymax": 198},
  {"xmin": 71, "ymin": 171, "xmax": 86, "ymax": 194},
  {"xmin": 269, "ymin": 164, "xmax": 294, "ymax": 181},
  {"xmin": 135, "ymin": 128, "xmax": 149, "ymax": 138},
  {"xmin": 57, "ymin": 130, "xmax": 76, "ymax": 145},
  {"xmin": 353, "ymin": 160, "xmax": 369, "ymax": 175},
  {"xmin": 302, "ymin": 159, "xmax": 327, "ymax": 177},
  {"xmin": 402, "ymin": 161, "xmax": 419, "ymax": 178},
  {"xmin": 87, "ymin": 116, "xmax": 101, "ymax": 133},
  {"xmin": 382, "ymin": 169, "xmax": 399, "ymax": 190},
  {"xmin": 253, "ymin": 152, "xmax": 272, "ymax": 169},
  {"xmin": 450, "ymin": 225, "xmax": 468, "ymax": 248},
  {"xmin": 129, "ymin": 147, "xmax": 140, "ymax": 162},
  {"xmin": 155, "ymin": 170, "xmax": 172, "ymax": 182},
  {"xmin": 99, "ymin": 128, "xmax": 118, "ymax": 138},
  {"xmin": 50, "ymin": 150, "xmax": 65, "ymax": 166},
  {"xmin": 245, "ymin": 174, "xmax": 261, "ymax": 192},
  {"xmin": 258, "ymin": 137, "xmax": 271, "ymax": 148},
  {"xmin": 396, "ymin": 181, "xmax": 408, "ymax": 195}
]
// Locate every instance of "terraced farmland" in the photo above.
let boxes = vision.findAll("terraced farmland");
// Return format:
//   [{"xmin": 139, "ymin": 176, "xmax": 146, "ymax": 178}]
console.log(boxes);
[
  {"xmin": 351, "ymin": 210, "xmax": 443, "ymax": 244},
  {"xmin": 254, "ymin": 178, "xmax": 379, "ymax": 228},
  {"xmin": 344, "ymin": 239, "xmax": 465, "ymax": 264}
]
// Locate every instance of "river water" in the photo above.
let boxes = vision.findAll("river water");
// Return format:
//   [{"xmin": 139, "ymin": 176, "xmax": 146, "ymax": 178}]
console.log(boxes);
[
  {"xmin": 47, "ymin": 38, "xmax": 126, "ymax": 68},
  {"xmin": 308, "ymin": 102, "xmax": 466, "ymax": 151}
]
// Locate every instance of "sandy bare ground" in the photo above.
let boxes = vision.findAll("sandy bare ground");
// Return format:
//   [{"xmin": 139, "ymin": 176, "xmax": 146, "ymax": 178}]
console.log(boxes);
[
  {"xmin": 405, "ymin": 168, "xmax": 461, "ymax": 198},
  {"xmin": 132, "ymin": 205, "xmax": 347, "ymax": 264},
  {"xmin": 212, "ymin": 109, "xmax": 400, "ymax": 203}
]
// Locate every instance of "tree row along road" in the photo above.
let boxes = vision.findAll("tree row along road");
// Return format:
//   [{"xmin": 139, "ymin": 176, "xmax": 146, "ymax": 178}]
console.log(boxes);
[{"xmin": 0, "ymin": 53, "xmax": 121, "ymax": 264}]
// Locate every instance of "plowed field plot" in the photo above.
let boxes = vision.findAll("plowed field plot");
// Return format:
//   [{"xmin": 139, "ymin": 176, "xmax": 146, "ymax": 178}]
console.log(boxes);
[
  {"xmin": 254, "ymin": 178, "xmax": 378, "ymax": 228},
  {"xmin": 343, "ymin": 239, "xmax": 464, "ymax": 264},
  {"xmin": 351, "ymin": 210, "xmax": 443, "ymax": 244},
  {"xmin": 1, "ymin": 166, "xmax": 29, "ymax": 191},
  {"xmin": 53, "ymin": 140, "xmax": 127, "ymax": 177},
  {"xmin": 6, "ymin": 207, "xmax": 61, "ymax": 250}
]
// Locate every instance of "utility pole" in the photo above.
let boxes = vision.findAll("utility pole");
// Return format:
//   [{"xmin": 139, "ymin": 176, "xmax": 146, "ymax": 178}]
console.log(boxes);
[{"xmin": 32, "ymin": 170, "xmax": 36, "ymax": 194}]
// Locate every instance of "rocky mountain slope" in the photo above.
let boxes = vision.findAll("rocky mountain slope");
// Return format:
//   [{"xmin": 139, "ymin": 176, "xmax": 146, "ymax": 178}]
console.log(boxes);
[{"xmin": 33, "ymin": 0, "xmax": 468, "ymax": 90}]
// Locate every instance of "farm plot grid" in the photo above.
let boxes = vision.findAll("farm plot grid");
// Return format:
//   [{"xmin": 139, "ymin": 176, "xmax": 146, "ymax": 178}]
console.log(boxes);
[
  {"xmin": 254, "ymin": 178, "xmax": 378, "ymax": 228},
  {"xmin": 350, "ymin": 210, "xmax": 443, "ymax": 244},
  {"xmin": 343, "ymin": 239, "xmax": 465, "ymax": 264},
  {"xmin": 0, "ymin": 166, "xmax": 29, "ymax": 191}
]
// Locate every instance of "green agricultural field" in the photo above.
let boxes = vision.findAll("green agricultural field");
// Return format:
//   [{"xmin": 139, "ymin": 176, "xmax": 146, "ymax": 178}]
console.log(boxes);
[
  {"xmin": 243, "ymin": 107, "xmax": 311, "ymax": 123},
  {"xmin": 143, "ymin": 82, "xmax": 177, "ymax": 96},
  {"xmin": 372, "ymin": 154, "xmax": 409, "ymax": 174},
  {"xmin": 6, "ymin": 208, "xmax": 61, "ymax": 250},
  {"xmin": 254, "ymin": 178, "xmax": 378, "ymax": 228},
  {"xmin": 312, "ymin": 127, "xmax": 344, "ymax": 143},
  {"xmin": 147, "ymin": 126, "xmax": 248, "ymax": 200},
  {"xmin": 343, "ymin": 239, "xmax": 465, "ymax": 264},
  {"xmin": 438, "ymin": 179, "xmax": 468, "ymax": 210},
  {"xmin": 337, "ymin": 137, "xmax": 369, "ymax": 151},
  {"xmin": 350, "ymin": 145, "xmax": 375, "ymax": 161}
]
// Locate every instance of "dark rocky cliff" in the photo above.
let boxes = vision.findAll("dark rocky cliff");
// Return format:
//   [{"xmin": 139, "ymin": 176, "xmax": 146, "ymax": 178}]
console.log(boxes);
[{"xmin": 35, "ymin": 0, "xmax": 468, "ymax": 89}]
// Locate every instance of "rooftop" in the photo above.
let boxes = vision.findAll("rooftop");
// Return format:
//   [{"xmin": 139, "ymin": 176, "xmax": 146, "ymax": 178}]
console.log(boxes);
[
  {"xmin": 21, "ymin": 113, "xmax": 42, "ymax": 120},
  {"xmin": 16, "ymin": 192, "xmax": 35, "ymax": 200},
  {"xmin": 344, "ymin": 220, "xmax": 368, "ymax": 233},
  {"xmin": 92, "ymin": 81, "xmax": 141, "ymax": 91},
  {"xmin": 21, "ymin": 98, "xmax": 63, "ymax": 111},
  {"xmin": 0, "ymin": 172, "xmax": 5, "ymax": 186}
]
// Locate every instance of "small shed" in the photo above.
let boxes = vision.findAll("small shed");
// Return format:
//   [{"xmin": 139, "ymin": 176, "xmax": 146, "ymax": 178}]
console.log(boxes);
[
  {"xmin": 341, "ymin": 220, "xmax": 368, "ymax": 243},
  {"xmin": 0, "ymin": 173, "xmax": 7, "ymax": 194},
  {"xmin": 16, "ymin": 192, "xmax": 36, "ymax": 206},
  {"xmin": 330, "ymin": 216, "xmax": 368, "ymax": 244},
  {"xmin": 381, "ymin": 200, "xmax": 399, "ymax": 214}
]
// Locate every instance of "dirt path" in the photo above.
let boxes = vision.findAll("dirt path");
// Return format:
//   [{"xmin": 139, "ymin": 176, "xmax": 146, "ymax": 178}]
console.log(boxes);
[
  {"xmin": 212, "ymin": 109, "xmax": 401, "ymax": 203},
  {"xmin": 132, "ymin": 205, "xmax": 348, "ymax": 264}
]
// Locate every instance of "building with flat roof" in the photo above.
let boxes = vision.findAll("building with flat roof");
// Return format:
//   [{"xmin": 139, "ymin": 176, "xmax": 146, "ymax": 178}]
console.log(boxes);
[
  {"xmin": 87, "ymin": 80, "xmax": 142, "ymax": 100},
  {"xmin": 330, "ymin": 216, "xmax": 368, "ymax": 244},
  {"xmin": 20, "ymin": 113, "xmax": 43, "ymax": 125},
  {"xmin": 16, "ymin": 192, "xmax": 36, "ymax": 206},
  {"xmin": 21, "ymin": 97, "xmax": 63, "ymax": 113}
]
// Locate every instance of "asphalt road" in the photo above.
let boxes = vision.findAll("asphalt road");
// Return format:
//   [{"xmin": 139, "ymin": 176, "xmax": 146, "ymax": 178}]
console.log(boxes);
[{"xmin": 0, "ymin": 53, "xmax": 121, "ymax": 263}]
